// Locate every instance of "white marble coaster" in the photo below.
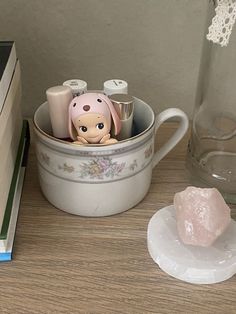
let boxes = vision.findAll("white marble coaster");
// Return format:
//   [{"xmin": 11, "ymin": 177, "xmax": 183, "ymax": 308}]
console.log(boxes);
[{"xmin": 147, "ymin": 205, "xmax": 236, "ymax": 284}]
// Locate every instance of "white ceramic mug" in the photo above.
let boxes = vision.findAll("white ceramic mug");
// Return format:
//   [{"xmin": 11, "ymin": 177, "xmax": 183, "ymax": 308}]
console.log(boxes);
[{"xmin": 33, "ymin": 97, "xmax": 188, "ymax": 216}]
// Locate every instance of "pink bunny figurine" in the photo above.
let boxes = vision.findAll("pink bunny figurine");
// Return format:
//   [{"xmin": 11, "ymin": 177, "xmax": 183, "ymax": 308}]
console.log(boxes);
[{"xmin": 68, "ymin": 93, "xmax": 121, "ymax": 144}]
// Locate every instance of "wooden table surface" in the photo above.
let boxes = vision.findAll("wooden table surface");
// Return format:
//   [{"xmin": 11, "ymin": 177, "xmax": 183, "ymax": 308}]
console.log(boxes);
[{"xmin": 0, "ymin": 122, "xmax": 235, "ymax": 314}]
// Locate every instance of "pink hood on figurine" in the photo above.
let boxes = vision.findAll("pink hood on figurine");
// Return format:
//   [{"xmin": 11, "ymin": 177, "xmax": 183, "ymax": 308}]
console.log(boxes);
[{"xmin": 68, "ymin": 93, "xmax": 121, "ymax": 141}]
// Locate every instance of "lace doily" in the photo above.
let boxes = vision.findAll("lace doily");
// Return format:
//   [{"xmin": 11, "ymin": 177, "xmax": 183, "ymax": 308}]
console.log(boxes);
[{"xmin": 207, "ymin": 0, "xmax": 236, "ymax": 46}]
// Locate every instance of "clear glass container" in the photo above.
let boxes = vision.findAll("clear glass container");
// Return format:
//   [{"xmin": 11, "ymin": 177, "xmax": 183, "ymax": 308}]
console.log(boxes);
[{"xmin": 186, "ymin": 0, "xmax": 236, "ymax": 203}]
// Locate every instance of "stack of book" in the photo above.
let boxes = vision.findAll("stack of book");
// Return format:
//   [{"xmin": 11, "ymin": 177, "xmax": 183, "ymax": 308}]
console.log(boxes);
[{"xmin": 0, "ymin": 41, "xmax": 30, "ymax": 261}]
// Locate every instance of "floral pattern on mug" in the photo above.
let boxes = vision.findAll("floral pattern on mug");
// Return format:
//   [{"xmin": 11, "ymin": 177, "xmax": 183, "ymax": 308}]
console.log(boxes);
[
  {"xmin": 78, "ymin": 157, "xmax": 126, "ymax": 179},
  {"xmin": 37, "ymin": 139, "xmax": 154, "ymax": 182},
  {"xmin": 129, "ymin": 159, "xmax": 138, "ymax": 171},
  {"xmin": 58, "ymin": 163, "xmax": 75, "ymax": 173},
  {"xmin": 40, "ymin": 152, "xmax": 50, "ymax": 166},
  {"xmin": 144, "ymin": 145, "xmax": 153, "ymax": 159}
]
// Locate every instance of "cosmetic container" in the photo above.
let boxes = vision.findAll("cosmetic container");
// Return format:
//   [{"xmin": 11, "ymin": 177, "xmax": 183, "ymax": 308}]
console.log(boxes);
[
  {"xmin": 103, "ymin": 79, "xmax": 128, "ymax": 96},
  {"xmin": 63, "ymin": 79, "xmax": 87, "ymax": 96},
  {"xmin": 109, "ymin": 93, "xmax": 134, "ymax": 140},
  {"xmin": 46, "ymin": 85, "xmax": 73, "ymax": 139}
]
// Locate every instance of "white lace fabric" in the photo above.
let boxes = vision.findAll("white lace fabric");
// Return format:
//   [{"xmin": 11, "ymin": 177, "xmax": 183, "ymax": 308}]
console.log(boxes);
[{"xmin": 207, "ymin": 0, "xmax": 236, "ymax": 46}]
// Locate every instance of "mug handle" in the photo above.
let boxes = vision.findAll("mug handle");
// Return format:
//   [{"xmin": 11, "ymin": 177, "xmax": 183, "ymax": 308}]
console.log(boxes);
[{"xmin": 152, "ymin": 108, "xmax": 189, "ymax": 169}]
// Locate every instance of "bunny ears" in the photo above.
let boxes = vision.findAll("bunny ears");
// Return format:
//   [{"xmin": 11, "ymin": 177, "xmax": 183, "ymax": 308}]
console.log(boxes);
[{"xmin": 68, "ymin": 93, "xmax": 121, "ymax": 141}]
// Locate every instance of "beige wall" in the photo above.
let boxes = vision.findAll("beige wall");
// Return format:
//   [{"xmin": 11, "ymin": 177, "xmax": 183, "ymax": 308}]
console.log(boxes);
[{"xmin": 0, "ymin": 0, "xmax": 210, "ymax": 118}]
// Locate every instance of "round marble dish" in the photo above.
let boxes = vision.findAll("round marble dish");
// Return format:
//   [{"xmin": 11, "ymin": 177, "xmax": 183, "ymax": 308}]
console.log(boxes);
[{"xmin": 147, "ymin": 205, "xmax": 236, "ymax": 284}]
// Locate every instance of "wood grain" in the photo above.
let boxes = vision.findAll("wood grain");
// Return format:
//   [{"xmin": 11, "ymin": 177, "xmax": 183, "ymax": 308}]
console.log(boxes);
[{"xmin": 0, "ymin": 122, "xmax": 235, "ymax": 314}]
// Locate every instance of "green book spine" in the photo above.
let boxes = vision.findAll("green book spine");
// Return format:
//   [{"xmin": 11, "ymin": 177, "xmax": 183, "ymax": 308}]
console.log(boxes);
[{"xmin": 0, "ymin": 120, "xmax": 30, "ymax": 239}]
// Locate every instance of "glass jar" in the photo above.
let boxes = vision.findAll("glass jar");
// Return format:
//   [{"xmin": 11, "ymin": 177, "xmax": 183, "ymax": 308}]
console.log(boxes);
[{"xmin": 186, "ymin": 0, "xmax": 236, "ymax": 203}]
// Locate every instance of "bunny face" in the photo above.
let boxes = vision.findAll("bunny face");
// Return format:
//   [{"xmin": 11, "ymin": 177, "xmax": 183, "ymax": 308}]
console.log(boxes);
[{"xmin": 68, "ymin": 93, "xmax": 121, "ymax": 144}]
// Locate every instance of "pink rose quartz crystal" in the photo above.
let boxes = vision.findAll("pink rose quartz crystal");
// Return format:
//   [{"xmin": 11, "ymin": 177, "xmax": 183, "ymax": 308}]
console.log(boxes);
[{"xmin": 174, "ymin": 186, "xmax": 231, "ymax": 247}]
